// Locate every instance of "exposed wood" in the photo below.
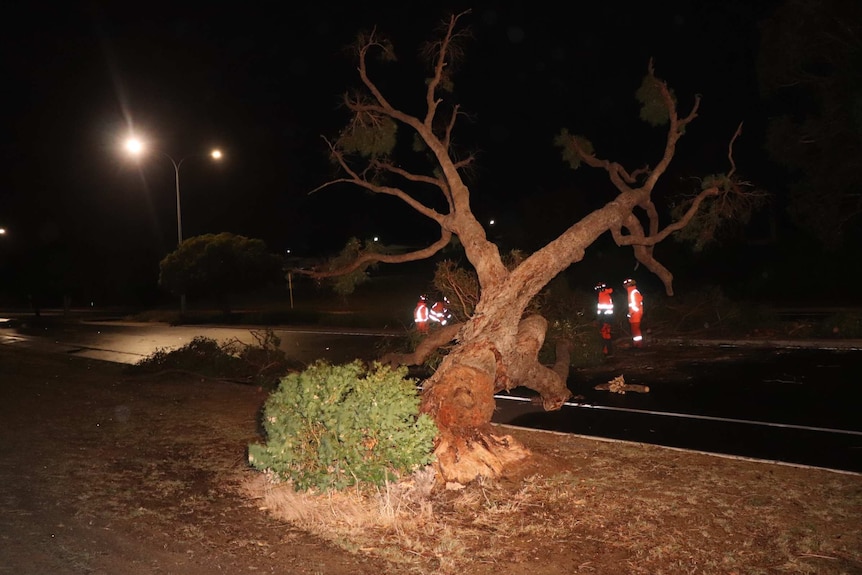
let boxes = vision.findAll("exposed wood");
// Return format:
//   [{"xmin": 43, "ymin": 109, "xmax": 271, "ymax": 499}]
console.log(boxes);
[{"xmin": 594, "ymin": 375, "xmax": 650, "ymax": 394}]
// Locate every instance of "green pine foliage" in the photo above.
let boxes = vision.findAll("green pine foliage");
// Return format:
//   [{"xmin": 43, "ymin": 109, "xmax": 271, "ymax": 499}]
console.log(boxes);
[
  {"xmin": 337, "ymin": 115, "xmax": 398, "ymax": 159},
  {"xmin": 324, "ymin": 237, "xmax": 382, "ymax": 296},
  {"xmin": 635, "ymin": 75, "xmax": 675, "ymax": 127},
  {"xmin": 670, "ymin": 174, "xmax": 769, "ymax": 252},
  {"xmin": 158, "ymin": 233, "xmax": 283, "ymax": 301},
  {"xmin": 248, "ymin": 360, "xmax": 437, "ymax": 492},
  {"xmin": 553, "ymin": 129, "xmax": 595, "ymax": 170}
]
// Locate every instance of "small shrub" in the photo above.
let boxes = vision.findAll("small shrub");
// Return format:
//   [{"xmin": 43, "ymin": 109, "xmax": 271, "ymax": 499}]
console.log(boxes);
[
  {"xmin": 130, "ymin": 330, "xmax": 297, "ymax": 388},
  {"xmin": 220, "ymin": 330, "xmax": 299, "ymax": 387},
  {"xmin": 133, "ymin": 336, "xmax": 247, "ymax": 377},
  {"xmin": 248, "ymin": 360, "xmax": 438, "ymax": 492}
]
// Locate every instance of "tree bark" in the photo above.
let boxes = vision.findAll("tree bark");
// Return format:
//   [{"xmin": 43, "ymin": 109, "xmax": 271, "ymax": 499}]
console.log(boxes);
[
  {"xmin": 380, "ymin": 323, "xmax": 461, "ymax": 368},
  {"xmin": 419, "ymin": 341, "xmax": 532, "ymax": 484},
  {"xmin": 415, "ymin": 312, "xmax": 572, "ymax": 484}
]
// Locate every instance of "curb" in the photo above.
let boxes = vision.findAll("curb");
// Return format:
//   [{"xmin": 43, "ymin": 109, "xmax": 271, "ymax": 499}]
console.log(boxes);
[{"xmin": 655, "ymin": 337, "xmax": 862, "ymax": 351}]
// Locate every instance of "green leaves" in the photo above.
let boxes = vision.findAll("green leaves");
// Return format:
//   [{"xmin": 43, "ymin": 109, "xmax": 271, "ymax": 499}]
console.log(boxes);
[
  {"xmin": 337, "ymin": 115, "xmax": 398, "ymax": 159},
  {"xmin": 324, "ymin": 237, "xmax": 382, "ymax": 296},
  {"xmin": 635, "ymin": 75, "xmax": 675, "ymax": 127},
  {"xmin": 553, "ymin": 129, "xmax": 595, "ymax": 170},
  {"xmin": 158, "ymin": 233, "xmax": 283, "ymax": 306},
  {"xmin": 670, "ymin": 173, "xmax": 769, "ymax": 253},
  {"xmin": 248, "ymin": 360, "xmax": 437, "ymax": 491}
]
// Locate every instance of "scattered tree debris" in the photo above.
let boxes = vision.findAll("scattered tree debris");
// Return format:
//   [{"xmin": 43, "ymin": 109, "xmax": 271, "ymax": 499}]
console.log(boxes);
[{"xmin": 594, "ymin": 375, "xmax": 650, "ymax": 394}]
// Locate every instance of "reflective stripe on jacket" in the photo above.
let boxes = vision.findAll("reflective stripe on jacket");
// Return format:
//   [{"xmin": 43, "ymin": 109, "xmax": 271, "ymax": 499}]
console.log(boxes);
[
  {"xmin": 626, "ymin": 286, "xmax": 643, "ymax": 319},
  {"xmin": 596, "ymin": 289, "xmax": 614, "ymax": 315},
  {"xmin": 414, "ymin": 302, "xmax": 429, "ymax": 323}
]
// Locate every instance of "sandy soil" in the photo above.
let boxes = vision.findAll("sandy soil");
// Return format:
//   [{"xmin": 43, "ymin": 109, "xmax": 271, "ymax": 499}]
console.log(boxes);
[
  {"xmin": 1, "ymin": 345, "xmax": 860, "ymax": 575},
  {"xmin": 0, "ymin": 348, "xmax": 390, "ymax": 575}
]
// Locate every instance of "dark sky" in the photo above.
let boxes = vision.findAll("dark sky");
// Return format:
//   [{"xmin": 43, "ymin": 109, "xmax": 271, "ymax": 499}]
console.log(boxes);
[{"xmin": 1, "ymin": 1, "xmax": 788, "ymax": 305}]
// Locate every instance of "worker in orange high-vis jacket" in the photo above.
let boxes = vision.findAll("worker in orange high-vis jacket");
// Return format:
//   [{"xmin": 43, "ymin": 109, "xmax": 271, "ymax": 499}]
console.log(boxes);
[
  {"xmin": 414, "ymin": 295, "xmax": 430, "ymax": 333},
  {"xmin": 594, "ymin": 282, "xmax": 614, "ymax": 355},
  {"xmin": 429, "ymin": 297, "xmax": 452, "ymax": 326},
  {"xmin": 623, "ymin": 278, "xmax": 644, "ymax": 348}
]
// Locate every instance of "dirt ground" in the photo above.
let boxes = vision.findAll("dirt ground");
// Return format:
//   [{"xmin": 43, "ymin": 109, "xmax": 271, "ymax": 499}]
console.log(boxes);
[{"xmin": 1, "ymin": 344, "xmax": 860, "ymax": 575}]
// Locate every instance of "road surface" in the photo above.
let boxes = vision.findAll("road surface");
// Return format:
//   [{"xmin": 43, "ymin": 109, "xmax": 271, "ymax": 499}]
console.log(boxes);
[
  {"xmin": 0, "ymin": 315, "xmax": 399, "ymax": 366},
  {"xmin": 2, "ymin": 315, "xmax": 860, "ymax": 473}
]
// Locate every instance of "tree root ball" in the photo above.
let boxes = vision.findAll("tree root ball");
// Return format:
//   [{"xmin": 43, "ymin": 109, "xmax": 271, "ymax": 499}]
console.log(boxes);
[
  {"xmin": 421, "ymin": 363, "xmax": 497, "ymax": 429},
  {"xmin": 433, "ymin": 430, "xmax": 531, "ymax": 485},
  {"xmin": 421, "ymin": 363, "xmax": 532, "ymax": 484}
]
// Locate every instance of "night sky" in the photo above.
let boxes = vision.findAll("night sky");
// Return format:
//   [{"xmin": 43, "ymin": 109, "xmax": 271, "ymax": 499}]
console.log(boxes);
[{"xmin": 2, "ymin": 1, "xmax": 850, "ymax": 307}]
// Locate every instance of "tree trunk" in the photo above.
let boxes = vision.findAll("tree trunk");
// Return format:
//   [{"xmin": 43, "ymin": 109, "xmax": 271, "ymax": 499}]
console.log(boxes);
[{"xmin": 418, "ymin": 311, "xmax": 572, "ymax": 485}]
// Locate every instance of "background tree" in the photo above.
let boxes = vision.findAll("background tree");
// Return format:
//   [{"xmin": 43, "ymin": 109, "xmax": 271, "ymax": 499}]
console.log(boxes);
[
  {"xmin": 757, "ymin": 0, "xmax": 862, "ymax": 249},
  {"xmin": 300, "ymin": 12, "xmax": 764, "ymax": 484},
  {"xmin": 159, "ymin": 232, "xmax": 283, "ymax": 314}
]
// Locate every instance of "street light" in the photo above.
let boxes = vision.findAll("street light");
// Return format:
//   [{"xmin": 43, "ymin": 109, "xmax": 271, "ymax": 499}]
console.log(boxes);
[
  {"xmin": 124, "ymin": 136, "xmax": 223, "ymax": 312},
  {"xmin": 124, "ymin": 137, "xmax": 222, "ymax": 245}
]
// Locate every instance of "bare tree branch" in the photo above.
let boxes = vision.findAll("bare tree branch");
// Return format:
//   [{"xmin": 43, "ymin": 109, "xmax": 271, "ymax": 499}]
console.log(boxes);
[
  {"xmin": 614, "ymin": 124, "xmax": 749, "ymax": 251},
  {"xmin": 640, "ymin": 62, "xmax": 700, "ymax": 194},
  {"xmin": 297, "ymin": 231, "xmax": 454, "ymax": 280},
  {"xmin": 568, "ymin": 139, "xmax": 640, "ymax": 190},
  {"xmin": 380, "ymin": 323, "xmax": 463, "ymax": 367},
  {"xmin": 376, "ymin": 161, "xmax": 455, "ymax": 210},
  {"xmin": 312, "ymin": 137, "xmax": 447, "ymax": 225},
  {"xmin": 727, "ymin": 122, "xmax": 743, "ymax": 178},
  {"xmin": 422, "ymin": 12, "xmax": 472, "ymax": 127},
  {"xmin": 442, "ymin": 103, "xmax": 459, "ymax": 149},
  {"xmin": 566, "ymin": 63, "xmax": 755, "ymax": 296}
]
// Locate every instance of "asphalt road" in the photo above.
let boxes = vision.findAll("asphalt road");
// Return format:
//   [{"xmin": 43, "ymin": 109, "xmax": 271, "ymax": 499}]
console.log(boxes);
[
  {"xmin": 0, "ymin": 315, "xmax": 399, "ymax": 366},
  {"xmin": 495, "ymin": 345, "xmax": 862, "ymax": 473},
  {"xmin": 2, "ymin": 314, "xmax": 860, "ymax": 474}
]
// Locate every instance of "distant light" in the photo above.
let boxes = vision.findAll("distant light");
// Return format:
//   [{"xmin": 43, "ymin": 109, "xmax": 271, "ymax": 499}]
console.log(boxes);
[
  {"xmin": 489, "ymin": 219, "xmax": 496, "ymax": 226},
  {"xmin": 211, "ymin": 149, "xmax": 222, "ymax": 160},
  {"xmin": 285, "ymin": 248, "xmax": 291, "ymax": 254},
  {"xmin": 0, "ymin": 228, "xmax": 6, "ymax": 235},
  {"xmin": 125, "ymin": 137, "xmax": 144, "ymax": 155},
  {"xmin": 373, "ymin": 236, "xmax": 379, "ymax": 242}
]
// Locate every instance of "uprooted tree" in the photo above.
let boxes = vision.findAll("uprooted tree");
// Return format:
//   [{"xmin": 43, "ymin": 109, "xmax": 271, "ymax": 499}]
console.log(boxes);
[{"xmin": 298, "ymin": 11, "xmax": 765, "ymax": 485}]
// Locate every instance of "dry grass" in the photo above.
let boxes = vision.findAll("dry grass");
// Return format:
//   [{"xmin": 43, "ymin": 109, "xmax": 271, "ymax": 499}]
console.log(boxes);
[{"xmin": 245, "ymin": 427, "xmax": 862, "ymax": 575}]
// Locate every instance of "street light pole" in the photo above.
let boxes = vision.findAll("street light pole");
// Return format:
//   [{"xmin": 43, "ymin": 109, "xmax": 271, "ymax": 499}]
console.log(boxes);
[
  {"xmin": 124, "ymin": 138, "xmax": 222, "ymax": 314},
  {"xmin": 165, "ymin": 154, "xmax": 187, "ymax": 313},
  {"xmin": 157, "ymin": 151, "xmax": 222, "ymax": 245},
  {"xmin": 171, "ymin": 156, "xmax": 183, "ymax": 245},
  {"xmin": 164, "ymin": 153, "xmax": 189, "ymax": 246}
]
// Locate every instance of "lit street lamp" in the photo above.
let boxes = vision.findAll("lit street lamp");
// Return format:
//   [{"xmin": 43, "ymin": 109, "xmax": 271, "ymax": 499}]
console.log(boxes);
[
  {"xmin": 124, "ymin": 137, "xmax": 223, "ymax": 312},
  {"xmin": 124, "ymin": 137, "xmax": 222, "ymax": 245}
]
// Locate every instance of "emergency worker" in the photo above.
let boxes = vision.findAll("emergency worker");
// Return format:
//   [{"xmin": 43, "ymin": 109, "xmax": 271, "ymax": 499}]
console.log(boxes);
[
  {"xmin": 594, "ymin": 282, "xmax": 614, "ymax": 355},
  {"xmin": 414, "ymin": 295, "xmax": 430, "ymax": 333},
  {"xmin": 430, "ymin": 297, "xmax": 452, "ymax": 326},
  {"xmin": 623, "ymin": 278, "xmax": 644, "ymax": 348}
]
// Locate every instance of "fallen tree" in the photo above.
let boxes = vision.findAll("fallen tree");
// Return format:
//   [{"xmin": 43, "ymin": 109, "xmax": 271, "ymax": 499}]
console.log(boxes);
[{"xmin": 298, "ymin": 11, "xmax": 766, "ymax": 484}]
